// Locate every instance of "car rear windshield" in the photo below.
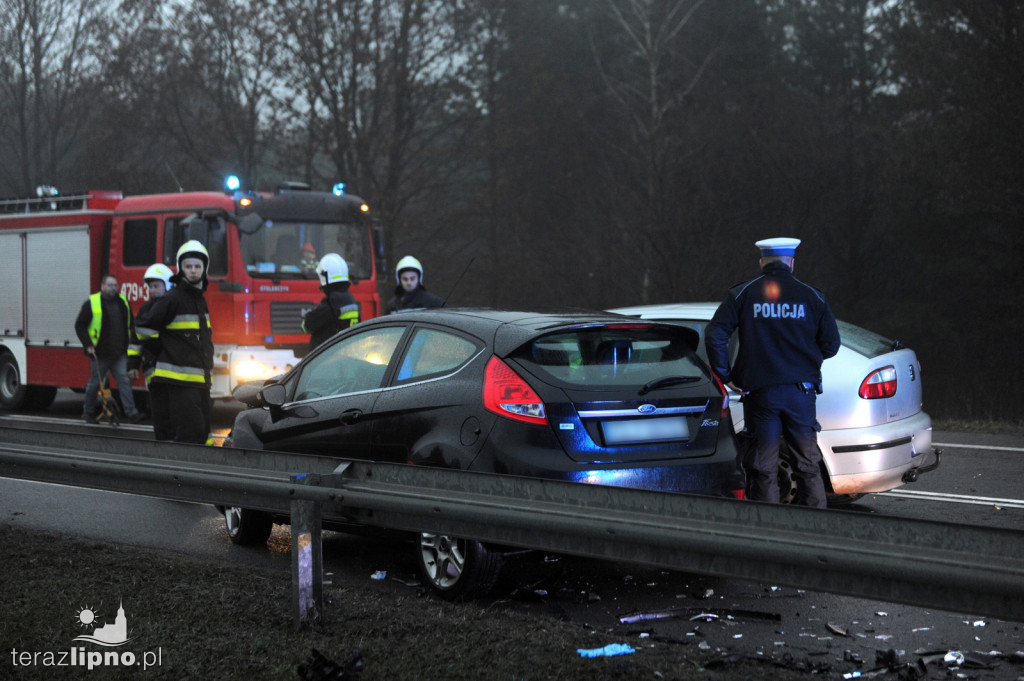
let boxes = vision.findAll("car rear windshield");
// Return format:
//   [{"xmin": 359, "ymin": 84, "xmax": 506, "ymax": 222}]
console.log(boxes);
[
  {"xmin": 838, "ymin": 321, "xmax": 895, "ymax": 358},
  {"xmin": 515, "ymin": 327, "xmax": 709, "ymax": 388}
]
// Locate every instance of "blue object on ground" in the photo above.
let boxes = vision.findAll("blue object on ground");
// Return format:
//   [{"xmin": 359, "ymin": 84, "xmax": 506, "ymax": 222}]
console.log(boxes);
[{"xmin": 577, "ymin": 643, "xmax": 636, "ymax": 658}]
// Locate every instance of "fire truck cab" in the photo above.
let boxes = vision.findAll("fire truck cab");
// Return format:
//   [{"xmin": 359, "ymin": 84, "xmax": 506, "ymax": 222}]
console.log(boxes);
[{"xmin": 0, "ymin": 183, "xmax": 381, "ymax": 410}]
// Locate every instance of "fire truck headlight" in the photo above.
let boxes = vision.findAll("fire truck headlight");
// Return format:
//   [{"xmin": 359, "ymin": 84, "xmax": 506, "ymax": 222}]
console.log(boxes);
[{"xmin": 234, "ymin": 359, "xmax": 268, "ymax": 381}]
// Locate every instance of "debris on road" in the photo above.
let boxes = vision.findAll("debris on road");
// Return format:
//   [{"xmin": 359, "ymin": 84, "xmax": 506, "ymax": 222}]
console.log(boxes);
[{"xmin": 577, "ymin": 643, "xmax": 636, "ymax": 658}]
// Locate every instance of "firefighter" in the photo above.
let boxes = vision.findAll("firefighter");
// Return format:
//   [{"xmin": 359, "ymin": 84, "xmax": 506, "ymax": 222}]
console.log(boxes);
[
  {"xmin": 705, "ymin": 238, "xmax": 841, "ymax": 508},
  {"xmin": 134, "ymin": 241, "xmax": 214, "ymax": 444},
  {"xmin": 74, "ymin": 274, "xmax": 145, "ymax": 423},
  {"xmin": 301, "ymin": 253, "xmax": 360, "ymax": 351},
  {"xmin": 128, "ymin": 263, "xmax": 174, "ymax": 440},
  {"xmin": 386, "ymin": 255, "xmax": 444, "ymax": 314}
]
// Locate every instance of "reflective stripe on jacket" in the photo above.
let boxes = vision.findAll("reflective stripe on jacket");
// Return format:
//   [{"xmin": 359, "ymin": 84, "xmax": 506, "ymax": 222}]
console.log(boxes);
[{"xmin": 134, "ymin": 283, "xmax": 213, "ymax": 388}]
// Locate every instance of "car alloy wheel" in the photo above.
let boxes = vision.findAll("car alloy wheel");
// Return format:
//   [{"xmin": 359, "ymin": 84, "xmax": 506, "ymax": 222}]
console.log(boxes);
[{"xmin": 415, "ymin": 532, "xmax": 503, "ymax": 601}]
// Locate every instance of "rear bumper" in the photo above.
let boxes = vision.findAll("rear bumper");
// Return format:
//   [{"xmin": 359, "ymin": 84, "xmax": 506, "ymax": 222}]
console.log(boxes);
[{"xmin": 819, "ymin": 411, "xmax": 938, "ymax": 495}]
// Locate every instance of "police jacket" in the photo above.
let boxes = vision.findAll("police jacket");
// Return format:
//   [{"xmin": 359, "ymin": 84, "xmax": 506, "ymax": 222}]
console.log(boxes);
[
  {"xmin": 134, "ymin": 276, "xmax": 213, "ymax": 388},
  {"xmin": 127, "ymin": 297, "xmax": 162, "ymax": 383},
  {"xmin": 705, "ymin": 262, "xmax": 840, "ymax": 392},
  {"xmin": 386, "ymin": 285, "xmax": 445, "ymax": 314},
  {"xmin": 302, "ymin": 283, "xmax": 360, "ymax": 351},
  {"xmin": 74, "ymin": 292, "xmax": 133, "ymax": 360}
]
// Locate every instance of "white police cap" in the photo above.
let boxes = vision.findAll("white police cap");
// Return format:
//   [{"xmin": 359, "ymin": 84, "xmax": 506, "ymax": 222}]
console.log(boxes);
[{"xmin": 756, "ymin": 237, "xmax": 801, "ymax": 256}]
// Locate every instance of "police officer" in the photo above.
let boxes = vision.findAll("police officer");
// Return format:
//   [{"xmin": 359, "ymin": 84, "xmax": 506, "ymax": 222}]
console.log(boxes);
[
  {"xmin": 128, "ymin": 263, "xmax": 174, "ymax": 440},
  {"xmin": 74, "ymin": 274, "xmax": 145, "ymax": 423},
  {"xmin": 705, "ymin": 238, "xmax": 841, "ymax": 508},
  {"xmin": 134, "ymin": 241, "xmax": 214, "ymax": 444},
  {"xmin": 386, "ymin": 255, "xmax": 444, "ymax": 314},
  {"xmin": 301, "ymin": 253, "xmax": 360, "ymax": 351}
]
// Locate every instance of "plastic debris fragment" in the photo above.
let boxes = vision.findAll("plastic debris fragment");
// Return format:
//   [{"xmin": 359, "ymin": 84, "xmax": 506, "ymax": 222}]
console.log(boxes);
[
  {"xmin": 577, "ymin": 643, "xmax": 635, "ymax": 658},
  {"xmin": 370, "ymin": 570, "xmax": 386, "ymax": 580},
  {"xmin": 944, "ymin": 651, "xmax": 965, "ymax": 666},
  {"xmin": 827, "ymin": 623, "xmax": 850, "ymax": 637},
  {"xmin": 690, "ymin": 613, "xmax": 719, "ymax": 622}
]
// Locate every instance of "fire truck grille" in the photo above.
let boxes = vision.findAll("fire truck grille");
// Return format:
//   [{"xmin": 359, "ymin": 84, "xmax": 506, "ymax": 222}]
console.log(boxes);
[{"xmin": 271, "ymin": 301, "xmax": 317, "ymax": 336}]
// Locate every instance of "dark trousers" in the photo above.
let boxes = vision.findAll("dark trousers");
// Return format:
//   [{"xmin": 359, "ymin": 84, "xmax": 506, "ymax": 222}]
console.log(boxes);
[
  {"xmin": 165, "ymin": 383, "xmax": 211, "ymax": 444},
  {"xmin": 83, "ymin": 355, "xmax": 138, "ymax": 417},
  {"xmin": 745, "ymin": 383, "xmax": 827, "ymax": 508},
  {"xmin": 148, "ymin": 381, "xmax": 174, "ymax": 441}
]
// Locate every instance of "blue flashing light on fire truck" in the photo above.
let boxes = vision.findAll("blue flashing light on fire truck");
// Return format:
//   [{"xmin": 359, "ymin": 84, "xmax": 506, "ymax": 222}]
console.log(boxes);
[{"xmin": 0, "ymin": 181, "xmax": 384, "ymax": 410}]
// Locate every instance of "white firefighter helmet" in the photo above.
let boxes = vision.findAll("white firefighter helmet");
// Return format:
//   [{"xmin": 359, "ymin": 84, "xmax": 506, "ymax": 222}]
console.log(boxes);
[
  {"xmin": 317, "ymin": 253, "xmax": 350, "ymax": 286},
  {"xmin": 176, "ymin": 240, "xmax": 210, "ymax": 272},
  {"xmin": 395, "ymin": 255, "xmax": 424, "ymax": 285},
  {"xmin": 143, "ymin": 263, "xmax": 174, "ymax": 289}
]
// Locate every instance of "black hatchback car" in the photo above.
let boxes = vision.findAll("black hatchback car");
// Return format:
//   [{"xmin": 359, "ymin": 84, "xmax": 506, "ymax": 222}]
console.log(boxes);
[{"xmin": 224, "ymin": 309, "xmax": 745, "ymax": 598}]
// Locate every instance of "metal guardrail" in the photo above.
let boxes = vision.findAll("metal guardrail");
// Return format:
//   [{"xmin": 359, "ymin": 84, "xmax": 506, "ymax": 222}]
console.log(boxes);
[{"xmin": 1, "ymin": 425, "xmax": 1022, "ymax": 627}]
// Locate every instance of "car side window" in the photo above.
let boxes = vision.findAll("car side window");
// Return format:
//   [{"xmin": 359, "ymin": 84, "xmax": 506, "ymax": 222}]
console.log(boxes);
[
  {"xmin": 395, "ymin": 328, "xmax": 480, "ymax": 383},
  {"xmin": 292, "ymin": 326, "xmax": 406, "ymax": 401}
]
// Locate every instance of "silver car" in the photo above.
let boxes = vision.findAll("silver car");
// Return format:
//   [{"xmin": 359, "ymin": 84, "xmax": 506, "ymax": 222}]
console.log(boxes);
[{"xmin": 608, "ymin": 303, "xmax": 941, "ymax": 504}]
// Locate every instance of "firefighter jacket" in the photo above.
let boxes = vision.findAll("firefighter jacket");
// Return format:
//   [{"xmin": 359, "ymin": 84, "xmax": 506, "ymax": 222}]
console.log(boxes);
[
  {"xmin": 302, "ymin": 283, "xmax": 360, "ymax": 351},
  {"xmin": 127, "ymin": 297, "xmax": 162, "ymax": 384},
  {"xmin": 134, "ymin": 278, "xmax": 213, "ymax": 388},
  {"xmin": 705, "ymin": 261, "xmax": 841, "ymax": 393},
  {"xmin": 74, "ymin": 292, "xmax": 134, "ymax": 360},
  {"xmin": 386, "ymin": 285, "xmax": 445, "ymax": 314}
]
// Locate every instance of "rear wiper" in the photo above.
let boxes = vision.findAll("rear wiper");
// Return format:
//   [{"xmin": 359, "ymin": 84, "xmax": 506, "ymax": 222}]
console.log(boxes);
[{"xmin": 639, "ymin": 375, "xmax": 700, "ymax": 395}]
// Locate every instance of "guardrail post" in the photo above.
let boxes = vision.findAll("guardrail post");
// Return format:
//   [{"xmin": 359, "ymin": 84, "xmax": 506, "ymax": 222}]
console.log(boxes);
[{"xmin": 291, "ymin": 474, "xmax": 323, "ymax": 631}]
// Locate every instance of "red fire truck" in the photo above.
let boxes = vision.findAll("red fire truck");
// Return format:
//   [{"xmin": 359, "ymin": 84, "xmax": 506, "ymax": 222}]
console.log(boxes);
[{"xmin": 0, "ymin": 182, "xmax": 382, "ymax": 410}]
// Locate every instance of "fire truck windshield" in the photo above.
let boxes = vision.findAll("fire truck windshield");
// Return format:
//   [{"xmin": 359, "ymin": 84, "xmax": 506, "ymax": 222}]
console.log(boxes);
[{"xmin": 240, "ymin": 221, "xmax": 371, "ymax": 280}]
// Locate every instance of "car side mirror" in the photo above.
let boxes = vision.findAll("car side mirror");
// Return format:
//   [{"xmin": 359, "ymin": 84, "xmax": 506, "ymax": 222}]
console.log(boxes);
[
  {"xmin": 260, "ymin": 383, "xmax": 288, "ymax": 407},
  {"xmin": 238, "ymin": 213, "xmax": 265, "ymax": 234}
]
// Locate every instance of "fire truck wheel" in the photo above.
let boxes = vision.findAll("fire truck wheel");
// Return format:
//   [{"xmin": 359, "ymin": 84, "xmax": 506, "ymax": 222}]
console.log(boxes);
[
  {"xmin": 0, "ymin": 354, "xmax": 27, "ymax": 409},
  {"xmin": 224, "ymin": 506, "xmax": 274, "ymax": 545}
]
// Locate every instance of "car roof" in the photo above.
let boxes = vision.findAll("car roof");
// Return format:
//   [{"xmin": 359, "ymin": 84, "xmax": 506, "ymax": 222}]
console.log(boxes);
[
  {"xmin": 606, "ymin": 302, "xmax": 720, "ymax": 320},
  {"xmin": 357, "ymin": 307, "xmax": 686, "ymax": 355}
]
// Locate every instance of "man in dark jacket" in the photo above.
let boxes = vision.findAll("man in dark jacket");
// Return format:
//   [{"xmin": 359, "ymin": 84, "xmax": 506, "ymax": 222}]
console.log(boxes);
[
  {"xmin": 705, "ymin": 238, "xmax": 841, "ymax": 508},
  {"xmin": 74, "ymin": 274, "xmax": 144, "ymax": 423},
  {"xmin": 135, "ymin": 241, "xmax": 214, "ymax": 444},
  {"xmin": 386, "ymin": 255, "xmax": 444, "ymax": 314},
  {"xmin": 302, "ymin": 252, "xmax": 360, "ymax": 352}
]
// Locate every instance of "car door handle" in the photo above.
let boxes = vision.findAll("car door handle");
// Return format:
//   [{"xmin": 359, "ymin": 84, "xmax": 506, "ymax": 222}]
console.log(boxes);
[{"xmin": 339, "ymin": 409, "xmax": 363, "ymax": 425}]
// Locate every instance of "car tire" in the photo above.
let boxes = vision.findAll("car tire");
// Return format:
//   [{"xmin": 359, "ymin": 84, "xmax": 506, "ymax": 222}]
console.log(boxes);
[
  {"xmin": 0, "ymin": 353, "xmax": 27, "ymax": 409},
  {"xmin": 414, "ymin": 532, "xmax": 503, "ymax": 601},
  {"xmin": 224, "ymin": 507, "xmax": 274, "ymax": 545}
]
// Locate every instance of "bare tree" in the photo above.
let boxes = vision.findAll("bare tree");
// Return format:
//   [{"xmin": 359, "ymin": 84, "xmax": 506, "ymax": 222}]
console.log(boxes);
[
  {"xmin": 590, "ymin": 0, "xmax": 719, "ymax": 302},
  {"xmin": 272, "ymin": 0, "xmax": 475, "ymax": 242},
  {"xmin": 0, "ymin": 0, "xmax": 108, "ymax": 194}
]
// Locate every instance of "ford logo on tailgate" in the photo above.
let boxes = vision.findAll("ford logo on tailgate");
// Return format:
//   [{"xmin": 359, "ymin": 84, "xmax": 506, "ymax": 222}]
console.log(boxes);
[{"xmin": 637, "ymin": 404, "xmax": 657, "ymax": 415}]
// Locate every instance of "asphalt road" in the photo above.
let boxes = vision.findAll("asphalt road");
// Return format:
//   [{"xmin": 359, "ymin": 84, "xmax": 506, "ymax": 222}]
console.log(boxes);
[{"xmin": 2, "ymin": 390, "xmax": 1023, "ymax": 679}]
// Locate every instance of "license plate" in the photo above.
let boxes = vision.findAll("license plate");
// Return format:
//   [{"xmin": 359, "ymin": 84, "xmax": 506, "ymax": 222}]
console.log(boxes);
[{"xmin": 601, "ymin": 416, "xmax": 689, "ymax": 445}]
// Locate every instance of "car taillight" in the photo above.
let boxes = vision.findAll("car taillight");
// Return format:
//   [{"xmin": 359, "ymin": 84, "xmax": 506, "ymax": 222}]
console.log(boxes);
[
  {"xmin": 483, "ymin": 356, "xmax": 548, "ymax": 425},
  {"xmin": 709, "ymin": 371, "xmax": 730, "ymax": 417},
  {"xmin": 859, "ymin": 366, "xmax": 897, "ymax": 399},
  {"xmin": 731, "ymin": 489, "xmax": 746, "ymax": 500}
]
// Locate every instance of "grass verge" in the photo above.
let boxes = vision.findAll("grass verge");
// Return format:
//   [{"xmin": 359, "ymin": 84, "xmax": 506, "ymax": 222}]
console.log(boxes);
[{"xmin": 0, "ymin": 524, "xmax": 817, "ymax": 681}]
